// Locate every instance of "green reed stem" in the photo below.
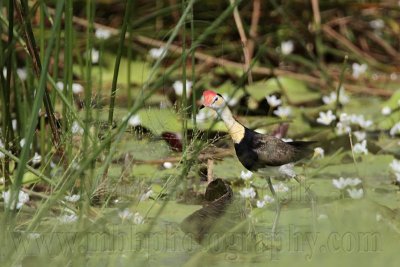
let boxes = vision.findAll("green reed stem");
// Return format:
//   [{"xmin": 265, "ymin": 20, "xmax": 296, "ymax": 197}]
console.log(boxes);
[
  {"xmin": 39, "ymin": 1, "xmax": 45, "ymax": 61},
  {"xmin": 98, "ymin": 41, "xmax": 104, "ymax": 100},
  {"xmin": 64, "ymin": 0, "xmax": 74, "ymax": 160},
  {"xmin": 107, "ymin": 0, "xmax": 134, "ymax": 129},
  {"xmin": 127, "ymin": 20, "xmax": 133, "ymax": 107},
  {"xmin": 102, "ymin": 0, "xmax": 135, "ymax": 185},
  {"xmin": 4, "ymin": 0, "xmax": 64, "ymax": 219},
  {"xmin": 181, "ymin": 0, "xmax": 188, "ymax": 152},
  {"xmin": 2, "ymin": 0, "xmax": 15, "ymax": 188},
  {"xmin": 84, "ymin": 0, "xmax": 95, "ymax": 150},
  {"xmin": 190, "ymin": 3, "xmax": 196, "ymax": 129},
  {"xmin": 334, "ymin": 55, "xmax": 348, "ymax": 117}
]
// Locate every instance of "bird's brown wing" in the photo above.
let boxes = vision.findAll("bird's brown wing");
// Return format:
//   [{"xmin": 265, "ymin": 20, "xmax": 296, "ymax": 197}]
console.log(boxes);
[{"xmin": 251, "ymin": 133, "xmax": 314, "ymax": 166}]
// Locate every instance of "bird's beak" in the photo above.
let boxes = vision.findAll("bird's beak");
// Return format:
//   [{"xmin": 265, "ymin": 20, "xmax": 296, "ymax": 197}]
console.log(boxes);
[{"xmin": 199, "ymin": 105, "xmax": 205, "ymax": 110}]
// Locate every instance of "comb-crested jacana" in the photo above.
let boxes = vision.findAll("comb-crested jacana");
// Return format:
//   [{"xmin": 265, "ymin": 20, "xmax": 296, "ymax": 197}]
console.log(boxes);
[{"xmin": 200, "ymin": 90, "xmax": 316, "ymax": 233}]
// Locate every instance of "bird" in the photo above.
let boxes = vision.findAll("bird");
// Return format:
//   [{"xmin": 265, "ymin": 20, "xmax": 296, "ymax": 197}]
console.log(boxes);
[{"xmin": 200, "ymin": 89, "xmax": 316, "ymax": 234}]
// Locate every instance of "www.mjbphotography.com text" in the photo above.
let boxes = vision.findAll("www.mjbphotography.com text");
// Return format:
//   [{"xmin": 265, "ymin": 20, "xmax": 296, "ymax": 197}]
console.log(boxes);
[{"xmin": 3, "ymin": 223, "xmax": 381, "ymax": 261}]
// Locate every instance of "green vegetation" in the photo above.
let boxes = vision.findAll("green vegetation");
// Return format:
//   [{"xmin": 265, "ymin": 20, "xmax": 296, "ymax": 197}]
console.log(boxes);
[{"xmin": 0, "ymin": 0, "xmax": 400, "ymax": 266}]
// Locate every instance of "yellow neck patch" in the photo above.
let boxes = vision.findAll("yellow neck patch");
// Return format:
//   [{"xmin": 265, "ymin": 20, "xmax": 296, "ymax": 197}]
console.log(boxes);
[
  {"xmin": 219, "ymin": 106, "xmax": 245, "ymax": 144},
  {"xmin": 228, "ymin": 122, "xmax": 245, "ymax": 144}
]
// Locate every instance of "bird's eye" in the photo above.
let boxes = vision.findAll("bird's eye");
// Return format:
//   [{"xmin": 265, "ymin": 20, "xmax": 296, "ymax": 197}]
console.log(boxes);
[{"xmin": 212, "ymin": 96, "xmax": 219, "ymax": 103}]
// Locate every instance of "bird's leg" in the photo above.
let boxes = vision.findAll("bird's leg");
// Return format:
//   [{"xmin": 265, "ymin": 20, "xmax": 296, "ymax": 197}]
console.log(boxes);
[
  {"xmin": 266, "ymin": 177, "xmax": 280, "ymax": 237},
  {"xmin": 293, "ymin": 175, "xmax": 317, "ymax": 234}
]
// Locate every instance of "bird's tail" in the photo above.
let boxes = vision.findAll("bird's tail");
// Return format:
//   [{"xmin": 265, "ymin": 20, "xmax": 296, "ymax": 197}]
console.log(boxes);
[{"xmin": 287, "ymin": 141, "xmax": 317, "ymax": 159}]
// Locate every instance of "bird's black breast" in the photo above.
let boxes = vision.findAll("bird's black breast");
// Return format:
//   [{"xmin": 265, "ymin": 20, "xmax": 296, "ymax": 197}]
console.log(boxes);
[{"xmin": 233, "ymin": 128, "xmax": 260, "ymax": 171}]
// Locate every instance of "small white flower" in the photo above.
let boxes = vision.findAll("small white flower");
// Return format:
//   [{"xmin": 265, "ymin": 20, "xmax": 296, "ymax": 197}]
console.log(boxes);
[
  {"xmin": 128, "ymin": 114, "xmax": 141, "ymax": 127},
  {"xmin": 118, "ymin": 208, "xmax": 133, "ymax": 221},
  {"xmin": 335, "ymin": 122, "xmax": 351, "ymax": 135},
  {"xmin": 0, "ymin": 139, "xmax": 4, "ymax": 159},
  {"xmin": 281, "ymin": 138, "xmax": 293, "ymax": 142},
  {"xmin": 370, "ymin": 19, "xmax": 384, "ymax": 30},
  {"xmin": 263, "ymin": 194, "xmax": 275, "ymax": 203},
  {"xmin": 281, "ymin": 40, "xmax": 294, "ymax": 55},
  {"xmin": 353, "ymin": 131, "xmax": 366, "ymax": 142},
  {"xmin": 58, "ymin": 214, "xmax": 78, "ymax": 224},
  {"xmin": 140, "ymin": 190, "xmax": 153, "ymax": 202},
  {"xmin": 346, "ymin": 178, "xmax": 362, "ymax": 187},
  {"xmin": 322, "ymin": 94, "xmax": 335, "ymax": 105},
  {"xmin": 273, "ymin": 106, "xmax": 291, "ymax": 118},
  {"xmin": 266, "ymin": 95, "xmax": 282, "ymax": 107},
  {"xmin": 390, "ymin": 159, "xmax": 400, "ymax": 173},
  {"xmin": 163, "ymin": 162, "xmax": 173, "ymax": 169},
  {"xmin": 133, "ymin": 212, "xmax": 144, "ymax": 225},
  {"xmin": 2, "ymin": 190, "xmax": 29, "ymax": 210},
  {"xmin": 339, "ymin": 113, "xmax": 350, "ymax": 123},
  {"xmin": 338, "ymin": 113, "xmax": 373, "ymax": 133},
  {"xmin": 95, "ymin": 28, "xmax": 112, "ymax": 40},
  {"xmin": 317, "ymin": 110, "xmax": 336, "ymax": 125},
  {"xmin": 20, "ymin": 138, "xmax": 26, "ymax": 148},
  {"xmin": 240, "ymin": 170, "xmax": 253, "ymax": 180},
  {"xmin": 3, "ymin": 67, "xmax": 7, "ymax": 78},
  {"xmin": 65, "ymin": 194, "xmax": 80, "ymax": 203},
  {"xmin": 256, "ymin": 200, "xmax": 265, "ymax": 208},
  {"xmin": 390, "ymin": 122, "xmax": 400, "ymax": 136},
  {"xmin": 71, "ymin": 121, "xmax": 84, "ymax": 135},
  {"xmin": 31, "ymin": 152, "xmax": 42, "ymax": 165},
  {"xmin": 352, "ymin": 63, "xmax": 368, "ymax": 79},
  {"xmin": 17, "ymin": 68, "xmax": 28, "ymax": 81},
  {"xmin": 358, "ymin": 118, "xmax": 373, "ymax": 129},
  {"xmin": 27, "ymin": 233, "xmax": 41, "ymax": 240},
  {"xmin": 347, "ymin": 188, "xmax": 364, "ymax": 199},
  {"xmin": 173, "ymin": 80, "xmax": 192, "ymax": 97},
  {"xmin": 91, "ymin": 49, "xmax": 100, "ymax": 64},
  {"xmin": 72, "ymin": 83, "xmax": 83, "ymax": 94},
  {"xmin": 335, "ymin": 178, "xmax": 356, "ymax": 187},
  {"xmin": 354, "ymin": 120, "xmax": 368, "ymax": 133},
  {"xmin": 239, "ymin": 187, "xmax": 256, "ymax": 199},
  {"xmin": 273, "ymin": 182, "xmax": 289, "ymax": 193},
  {"xmin": 322, "ymin": 87, "xmax": 349, "ymax": 105},
  {"xmin": 339, "ymin": 90, "xmax": 350, "ymax": 104},
  {"xmin": 332, "ymin": 177, "xmax": 347, "ymax": 190},
  {"xmin": 12, "ymin": 119, "xmax": 17, "ymax": 131},
  {"xmin": 149, "ymin": 46, "xmax": 167, "ymax": 59},
  {"xmin": 336, "ymin": 113, "xmax": 351, "ymax": 131},
  {"xmin": 376, "ymin": 213, "xmax": 382, "ymax": 222},
  {"xmin": 56, "ymin": 81, "xmax": 64, "ymax": 91},
  {"xmin": 353, "ymin": 140, "xmax": 368, "ymax": 155},
  {"xmin": 278, "ymin": 164, "xmax": 296, "ymax": 178},
  {"xmin": 221, "ymin": 93, "xmax": 239, "ymax": 106},
  {"xmin": 381, "ymin": 106, "xmax": 392, "ymax": 116},
  {"xmin": 314, "ymin": 147, "xmax": 324, "ymax": 158}
]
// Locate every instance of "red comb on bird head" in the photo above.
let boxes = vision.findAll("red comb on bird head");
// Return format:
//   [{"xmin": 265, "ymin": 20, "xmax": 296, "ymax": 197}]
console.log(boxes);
[{"xmin": 202, "ymin": 90, "xmax": 218, "ymax": 106}]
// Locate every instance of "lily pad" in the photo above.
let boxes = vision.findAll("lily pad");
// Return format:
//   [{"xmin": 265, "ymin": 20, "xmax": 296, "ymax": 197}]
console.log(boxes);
[
  {"xmin": 247, "ymin": 76, "xmax": 321, "ymax": 105},
  {"xmin": 75, "ymin": 53, "xmax": 153, "ymax": 86},
  {"xmin": 137, "ymin": 109, "xmax": 181, "ymax": 135},
  {"xmin": 268, "ymin": 77, "xmax": 321, "ymax": 105}
]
